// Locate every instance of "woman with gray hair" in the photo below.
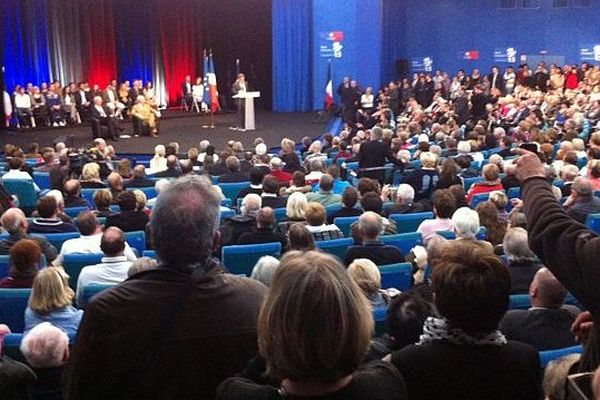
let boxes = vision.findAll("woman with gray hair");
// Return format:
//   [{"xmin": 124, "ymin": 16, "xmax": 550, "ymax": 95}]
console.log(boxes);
[
  {"xmin": 503, "ymin": 227, "xmax": 542, "ymax": 295},
  {"xmin": 451, "ymin": 207, "xmax": 493, "ymax": 252},
  {"xmin": 250, "ymin": 256, "xmax": 280, "ymax": 287}
]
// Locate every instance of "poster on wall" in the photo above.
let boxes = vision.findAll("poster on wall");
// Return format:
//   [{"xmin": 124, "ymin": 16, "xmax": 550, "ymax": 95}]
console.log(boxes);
[
  {"xmin": 411, "ymin": 57, "xmax": 433, "ymax": 73},
  {"xmin": 319, "ymin": 31, "xmax": 345, "ymax": 59},
  {"xmin": 580, "ymin": 45, "xmax": 600, "ymax": 62},
  {"xmin": 458, "ymin": 50, "xmax": 480, "ymax": 60},
  {"xmin": 494, "ymin": 47, "xmax": 518, "ymax": 63}
]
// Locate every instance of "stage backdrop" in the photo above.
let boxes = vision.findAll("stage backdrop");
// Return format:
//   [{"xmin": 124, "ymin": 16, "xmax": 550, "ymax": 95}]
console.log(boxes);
[{"xmin": 0, "ymin": 0, "xmax": 272, "ymax": 108}]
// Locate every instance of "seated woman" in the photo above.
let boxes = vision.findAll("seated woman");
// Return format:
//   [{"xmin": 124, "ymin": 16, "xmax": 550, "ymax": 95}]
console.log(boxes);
[
  {"xmin": 277, "ymin": 192, "xmax": 308, "ymax": 235},
  {"xmin": 286, "ymin": 223, "xmax": 316, "ymax": 252},
  {"xmin": 24, "ymin": 267, "xmax": 83, "ymax": 335},
  {"xmin": 80, "ymin": 162, "xmax": 107, "ymax": 189},
  {"xmin": 131, "ymin": 95, "xmax": 160, "ymax": 137},
  {"xmin": 92, "ymin": 189, "xmax": 116, "ymax": 218},
  {"xmin": 466, "ymin": 164, "xmax": 505, "ymax": 203},
  {"xmin": 217, "ymin": 251, "xmax": 408, "ymax": 399},
  {"xmin": 476, "ymin": 201, "xmax": 507, "ymax": 247},
  {"xmin": 503, "ymin": 227, "xmax": 543, "ymax": 295},
  {"xmin": 389, "ymin": 241, "xmax": 542, "ymax": 400},
  {"xmin": 0, "ymin": 239, "xmax": 41, "ymax": 288},
  {"xmin": 348, "ymin": 258, "xmax": 397, "ymax": 308},
  {"xmin": 20, "ymin": 322, "xmax": 70, "ymax": 400}
]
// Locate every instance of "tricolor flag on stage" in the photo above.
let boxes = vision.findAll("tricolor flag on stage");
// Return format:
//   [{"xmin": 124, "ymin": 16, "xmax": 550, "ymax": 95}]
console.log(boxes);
[
  {"xmin": 203, "ymin": 50, "xmax": 221, "ymax": 113},
  {"xmin": 325, "ymin": 61, "xmax": 333, "ymax": 111}
]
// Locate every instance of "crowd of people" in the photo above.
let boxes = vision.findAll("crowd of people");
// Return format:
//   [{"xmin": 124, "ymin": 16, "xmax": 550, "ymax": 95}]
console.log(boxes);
[{"xmin": 1, "ymin": 61, "xmax": 600, "ymax": 399}]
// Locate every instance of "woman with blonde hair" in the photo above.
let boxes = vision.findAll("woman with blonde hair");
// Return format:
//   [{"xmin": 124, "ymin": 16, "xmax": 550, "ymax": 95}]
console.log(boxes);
[
  {"xmin": 217, "ymin": 251, "xmax": 407, "ymax": 399},
  {"xmin": 348, "ymin": 258, "xmax": 395, "ymax": 308},
  {"xmin": 279, "ymin": 138, "xmax": 302, "ymax": 173},
  {"xmin": 24, "ymin": 267, "xmax": 83, "ymax": 335},
  {"xmin": 80, "ymin": 162, "xmax": 106, "ymax": 188},
  {"xmin": 150, "ymin": 144, "xmax": 167, "ymax": 171},
  {"xmin": 277, "ymin": 192, "xmax": 308, "ymax": 234}
]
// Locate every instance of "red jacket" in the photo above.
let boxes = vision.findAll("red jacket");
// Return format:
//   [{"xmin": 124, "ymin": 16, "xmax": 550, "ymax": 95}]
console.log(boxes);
[
  {"xmin": 270, "ymin": 170, "xmax": 293, "ymax": 184},
  {"xmin": 467, "ymin": 182, "xmax": 505, "ymax": 203}
]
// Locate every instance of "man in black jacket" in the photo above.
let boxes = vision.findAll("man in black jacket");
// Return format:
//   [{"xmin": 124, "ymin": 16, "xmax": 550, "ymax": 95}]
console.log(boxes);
[
  {"xmin": 152, "ymin": 156, "xmax": 182, "ymax": 179},
  {"xmin": 344, "ymin": 211, "xmax": 404, "ymax": 266},
  {"xmin": 63, "ymin": 179, "xmax": 89, "ymax": 208},
  {"xmin": 358, "ymin": 127, "xmax": 403, "ymax": 184},
  {"xmin": 89, "ymin": 96, "xmax": 118, "ymax": 140},
  {"xmin": 105, "ymin": 191, "xmax": 149, "ymax": 232},
  {"xmin": 64, "ymin": 175, "xmax": 267, "ymax": 399},
  {"xmin": 517, "ymin": 150, "xmax": 600, "ymax": 372},
  {"xmin": 500, "ymin": 268, "xmax": 579, "ymax": 351},
  {"xmin": 220, "ymin": 193, "xmax": 261, "ymax": 246},
  {"xmin": 218, "ymin": 156, "xmax": 249, "ymax": 183},
  {"xmin": 237, "ymin": 207, "xmax": 286, "ymax": 247},
  {"xmin": 125, "ymin": 166, "xmax": 156, "ymax": 188}
]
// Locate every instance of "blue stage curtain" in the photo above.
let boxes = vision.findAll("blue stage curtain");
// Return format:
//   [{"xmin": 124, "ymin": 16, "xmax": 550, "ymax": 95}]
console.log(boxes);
[
  {"xmin": 1, "ymin": 0, "xmax": 51, "ymax": 91},
  {"xmin": 272, "ymin": 0, "xmax": 312, "ymax": 112},
  {"xmin": 381, "ymin": 0, "xmax": 406, "ymax": 84}
]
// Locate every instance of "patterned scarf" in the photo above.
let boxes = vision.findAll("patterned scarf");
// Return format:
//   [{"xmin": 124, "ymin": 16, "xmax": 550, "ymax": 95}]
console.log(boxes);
[{"xmin": 418, "ymin": 317, "xmax": 507, "ymax": 346}]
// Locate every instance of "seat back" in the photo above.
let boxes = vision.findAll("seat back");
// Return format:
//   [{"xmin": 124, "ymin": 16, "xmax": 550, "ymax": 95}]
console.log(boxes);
[
  {"xmin": 142, "ymin": 250, "xmax": 157, "ymax": 259},
  {"xmin": 388, "ymin": 212, "xmax": 434, "ymax": 234},
  {"xmin": 64, "ymin": 206, "xmax": 91, "ymax": 219},
  {"xmin": 219, "ymin": 182, "xmax": 250, "ymax": 201},
  {"xmin": 316, "ymin": 237, "xmax": 354, "ymax": 259},
  {"xmin": 463, "ymin": 177, "xmax": 483, "ymax": 191},
  {"xmin": 333, "ymin": 216, "xmax": 360, "ymax": 236},
  {"xmin": 539, "ymin": 345, "xmax": 583, "ymax": 369},
  {"xmin": 373, "ymin": 307, "xmax": 388, "ymax": 336},
  {"xmin": 81, "ymin": 189, "xmax": 97, "ymax": 205},
  {"xmin": 0, "ymin": 289, "xmax": 32, "ymax": 332},
  {"xmin": 130, "ymin": 187, "xmax": 157, "ymax": 200},
  {"xmin": 380, "ymin": 232, "xmax": 423, "ymax": 254},
  {"xmin": 33, "ymin": 171, "xmax": 50, "ymax": 190},
  {"xmin": 509, "ymin": 294, "xmax": 531, "ymax": 310},
  {"xmin": 325, "ymin": 203, "xmax": 343, "ymax": 216},
  {"xmin": 124, "ymin": 230, "xmax": 147, "ymax": 256},
  {"xmin": 0, "ymin": 255, "xmax": 9, "ymax": 279},
  {"xmin": 81, "ymin": 283, "xmax": 116, "ymax": 306},
  {"xmin": 507, "ymin": 186, "xmax": 521, "ymax": 199},
  {"xmin": 221, "ymin": 242, "xmax": 282, "ymax": 276},
  {"xmin": 470, "ymin": 193, "xmax": 490, "ymax": 208},
  {"xmin": 379, "ymin": 263, "xmax": 413, "ymax": 290},
  {"xmin": 63, "ymin": 253, "xmax": 104, "ymax": 289},
  {"xmin": 586, "ymin": 213, "xmax": 600, "ymax": 235},
  {"xmin": 220, "ymin": 209, "xmax": 236, "ymax": 220},
  {"xmin": 3, "ymin": 179, "xmax": 37, "ymax": 208},
  {"xmin": 44, "ymin": 232, "xmax": 81, "ymax": 252},
  {"xmin": 273, "ymin": 207, "xmax": 288, "ymax": 223}
]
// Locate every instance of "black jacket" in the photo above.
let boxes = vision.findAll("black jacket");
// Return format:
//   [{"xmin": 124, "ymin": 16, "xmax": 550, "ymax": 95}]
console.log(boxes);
[
  {"xmin": 344, "ymin": 242, "xmax": 405, "ymax": 267},
  {"xmin": 220, "ymin": 215, "xmax": 255, "ymax": 246},
  {"xmin": 507, "ymin": 259, "xmax": 543, "ymax": 295},
  {"xmin": 237, "ymin": 227, "xmax": 286, "ymax": 247},
  {"xmin": 105, "ymin": 210, "xmax": 149, "ymax": 232},
  {"xmin": 218, "ymin": 171, "xmax": 249, "ymax": 183},
  {"xmin": 125, "ymin": 177, "xmax": 157, "ymax": 188}
]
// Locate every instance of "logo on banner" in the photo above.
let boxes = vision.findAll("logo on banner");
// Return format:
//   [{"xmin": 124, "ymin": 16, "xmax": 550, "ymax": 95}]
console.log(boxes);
[
  {"xmin": 460, "ymin": 50, "xmax": 480, "ymax": 60},
  {"xmin": 494, "ymin": 47, "xmax": 518, "ymax": 63},
  {"xmin": 411, "ymin": 57, "xmax": 433, "ymax": 73},
  {"xmin": 581, "ymin": 44, "xmax": 600, "ymax": 62},
  {"xmin": 319, "ymin": 31, "xmax": 345, "ymax": 59}
]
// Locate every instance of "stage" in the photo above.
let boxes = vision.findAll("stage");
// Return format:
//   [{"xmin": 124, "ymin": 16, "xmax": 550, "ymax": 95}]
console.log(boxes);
[{"xmin": 1, "ymin": 110, "xmax": 332, "ymax": 153}]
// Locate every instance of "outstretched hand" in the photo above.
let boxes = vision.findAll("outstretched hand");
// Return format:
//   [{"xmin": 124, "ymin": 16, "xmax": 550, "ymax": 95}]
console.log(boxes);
[{"xmin": 513, "ymin": 148, "xmax": 546, "ymax": 183}]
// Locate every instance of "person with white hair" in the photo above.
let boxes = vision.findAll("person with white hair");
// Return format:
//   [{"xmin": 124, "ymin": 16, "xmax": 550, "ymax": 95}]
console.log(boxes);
[
  {"xmin": 382, "ymin": 183, "xmax": 424, "ymax": 216},
  {"xmin": 502, "ymin": 227, "xmax": 543, "ymax": 294},
  {"xmin": 278, "ymin": 192, "xmax": 308, "ymax": 234},
  {"xmin": 150, "ymin": 145, "xmax": 167, "ymax": 171},
  {"xmin": 564, "ymin": 177, "xmax": 600, "ymax": 224},
  {"xmin": 255, "ymin": 142, "xmax": 267, "ymax": 157},
  {"xmin": 451, "ymin": 207, "xmax": 493, "ymax": 252},
  {"xmin": 20, "ymin": 322, "xmax": 70, "ymax": 398},
  {"xmin": 559, "ymin": 164, "xmax": 579, "ymax": 197},
  {"xmin": 90, "ymin": 96, "xmax": 119, "ymax": 141},
  {"xmin": 220, "ymin": 193, "xmax": 262, "ymax": 246},
  {"xmin": 0, "ymin": 207, "xmax": 58, "ymax": 262},
  {"xmin": 147, "ymin": 179, "xmax": 170, "ymax": 207},
  {"xmin": 303, "ymin": 140, "xmax": 327, "ymax": 166},
  {"xmin": 250, "ymin": 256, "xmax": 280, "ymax": 287},
  {"xmin": 348, "ymin": 258, "xmax": 395, "ymax": 308},
  {"xmin": 131, "ymin": 95, "xmax": 160, "ymax": 137}
]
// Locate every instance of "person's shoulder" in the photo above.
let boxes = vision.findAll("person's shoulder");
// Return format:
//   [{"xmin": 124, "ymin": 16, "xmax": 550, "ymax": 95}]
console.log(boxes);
[
  {"xmin": 216, "ymin": 377, "xmax": 279, "ymax": 400},
  {"xmin": 350, "ymin": 361, "xmax": 407, "ymax": 399}
]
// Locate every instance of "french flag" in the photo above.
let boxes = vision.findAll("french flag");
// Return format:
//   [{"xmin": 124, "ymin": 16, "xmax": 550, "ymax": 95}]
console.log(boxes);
[{"xmin": 325, "ymin": 61, "xmax": 333, "ymax": 111}]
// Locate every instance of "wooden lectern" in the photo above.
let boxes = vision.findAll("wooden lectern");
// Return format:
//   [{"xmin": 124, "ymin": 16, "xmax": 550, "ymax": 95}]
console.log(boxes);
[{"xmin": 232, "ymin": 91, "xmax": 260, "ymax": 131}]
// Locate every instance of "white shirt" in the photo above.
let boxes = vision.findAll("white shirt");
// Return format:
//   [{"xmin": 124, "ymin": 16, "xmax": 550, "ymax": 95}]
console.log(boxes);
[
  {"xmin": 94, "ymin": 105, "xmax": 107, "ymax": 117},
  {"xmin": 55, "ymin": 233, "xmax": 137, "ymax": 266},
  {"xmin": 15, "ymin": 93, "xmax": 32, "ymax": 109},
  {"xmin": 2, "ymin": 169, "xmax": 40, "ymax": 192},
  {"xmin": 76, "ymin": 255, "xmax": 131, "ymax": 306}
]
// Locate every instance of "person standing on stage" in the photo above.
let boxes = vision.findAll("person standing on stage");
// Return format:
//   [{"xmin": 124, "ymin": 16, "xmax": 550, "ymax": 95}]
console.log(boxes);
[
  {"xmin": 231, "ymin": 73, "xmax": 247, "ymax": 131},
  {"xmin": 182, "ymin": 75, "xmax": 193, "ymax": 111},
  {"xmin": 131, "ymin": 95, "xmax": 160, "ymax": 137}
]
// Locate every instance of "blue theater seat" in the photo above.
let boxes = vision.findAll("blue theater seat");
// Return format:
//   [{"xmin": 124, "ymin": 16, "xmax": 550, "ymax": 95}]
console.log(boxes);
[
  {"xmin": 586, "ymin": 213, "xmax": 600, "ymax": 235},
  {"xmin": 388, "ymin": 212, "xmax": 434, "ymax": 234},
  {"xmin": 333, "ymin": 216, "xmax": 359, "ymax": 236},
  {"xmin": 0, "ymin": 255, "xmax": 10, "ymax": 279},
  {"xmin": 64, "ymin": 206, "xmax": 91, "ymax": 219},
  {"xmin": 373, "ymin": 307, "xmax": 388, "ymax": 336},
  {"xmin": 0, "ymin": 289, "xmax": 32, "ymax": 332},
  {"xmin": 380, "ymin": 232, "xmax": 422, "ymax": 254},
  {"xmin": 81, "ymin": 283, "xmax": 116, "ymax": 306},
  {"xmin": 219, "ymin": 182, "xmax": 250, "ymax": 201},
  {"xmin": 539, "ymin": 345, "xmax": 583, "ymax": 368},
  {"xmin": 509, "ymin": 294, "xmax": 531, "ymax": 310},
  {"xmin": 3, "ymin": 179, "xmax": 38, "ymax": 209},
  {"xmin": 124, "ymin": 230, "xmax": 147, "ymax": 256},
  {"xmin": 44, "ymin": 232, "xmax": 81, "ymax": 252},
  {"xmin": 379, "ymin": 262, "xmax": 413, "ymax": 291},
  {"xmin": 463, "ymin": 177, "xmax": 483, "ymax": 191},
  {"xmin": 33, "ymin": 171, "xmax": 50, "ymax": 191},
  {"xmin": 470, "ymin": 193, "xmax": 490, "ymax": 208},
  {"xmin": 221, "ymin": 242, "xmax": 282, "ymax": 276},
  {"xmin": 142, "ymin": 250, "xmax": 157, "ymax": 259},
  {"xmin": 316, "ymin": 237, "xmax": 354, "ymax": 259},
  {"xmin": 63, "ymin": 253, "xmax": 104, "ymax": 289}
]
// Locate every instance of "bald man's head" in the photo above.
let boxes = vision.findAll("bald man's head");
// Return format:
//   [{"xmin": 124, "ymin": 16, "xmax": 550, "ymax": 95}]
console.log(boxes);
[
  {"xmin": 133, "ymin": 165, "xmax": 146, "ymax": 178},
  {"xmin": 530, "ymin": 268, "xmax": 567, "ymax": 308},
  {"xmin": 166, "ymin": 155, "xmax": 178, "ymax": 169},
  {"xmin": 64, "ymin": 179, "xmax": 81, "ymax": 197},
  {"xmin": 358, "ymin": 211, "xmax": 383, "ymax": 240},
  {"xmin": 0, "ymin": 208, "xmax": 27, "ymax": 234},
  {"xmin": 100, "ymin": 227, "xmax": 126, "ymax": 257},
  {"xmin": 256, "ymin": 207, "xmax": 275, "ymax": 229}
]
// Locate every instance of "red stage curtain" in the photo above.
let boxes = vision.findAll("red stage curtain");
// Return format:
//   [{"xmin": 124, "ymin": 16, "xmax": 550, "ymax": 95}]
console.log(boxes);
[{"xmin": 80, "ymin": 0, "xmax": 117, "ymax": 87}]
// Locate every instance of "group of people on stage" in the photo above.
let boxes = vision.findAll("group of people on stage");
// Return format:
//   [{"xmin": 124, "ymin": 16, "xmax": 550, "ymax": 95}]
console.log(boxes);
[
  {"xmin": 8, "ymin": 79, "xmax": 161, "ymax": 138},
  {"xmin": 337, "ymin": 62, "xmax": 600, "ymax": 128}
]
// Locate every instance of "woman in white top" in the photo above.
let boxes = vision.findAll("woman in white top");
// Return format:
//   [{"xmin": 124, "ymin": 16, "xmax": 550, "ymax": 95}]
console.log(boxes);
[
  {"xmin": 192, "ymin": 77, "xmax": 204, "ymax": 112},
  {"xmin": 150, "ymin": 144, "xmax": 168, "ymax": 171},
  {"xmin": 360, "ymin": 87, "xmax": 374, "ymax": 113},
  {"xmin": 14, "ymin": 87, "xmax": 36, "ymax": 128}
]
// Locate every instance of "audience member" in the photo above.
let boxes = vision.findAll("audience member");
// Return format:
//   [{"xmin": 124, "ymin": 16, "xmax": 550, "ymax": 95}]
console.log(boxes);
[
  {"xmin": 306, "ymin": 174, "xmax": 342, "ymax": 206},
  {"xmin": 305, "ymin": 202, "xmax": 344, "ymax": 241},
  {"xmin": 65, "ymin": 175, "xmax": 267, "ymax": 398},
  {"xmin": 382, "ymin": 184, "xmax": 425, "ymax": 216},
  {"xmin": 216, "ymin": 251, "xmax": 408, "ymax": 399},
  {"xmin": 106, "ymin": 172, "xmax": 124, "ymax": 203},
  {"xmin": 564, "ymin": 177, "xmax": 600, "ymax": 224},
  {"xmin": 277, "ymin": 192, "xmax": 307, "ymax": 234},
  {"xmin": 218, "ymin": 156, "xmax": 249, "ymax": 183},
  {"xmin": 503, "ymin": 227, "xmax": 544, "ymax": 294},
  {"xmin": 238, "ymin": 207, "xmax": 286, "ymax": 246},
  {"xmin": 236, "ymin": 168, "xmax": 264, "ymax": 200},
  {"xmin": 220, "ymin": 193, "xmax": 261, "ymax": 246},
  {"xmin": 125, "ymin": 165, "xmax": 156, "ymax": 188},
  {"xmin": 348, "ymin": 258, "xmax": 395, "ymax": 308},
  {"xmin": 250, "ymin": 256, "xmax": 280, "ymax": 287},
  {"xmin": 500, "ymin": 268, "xmax": 579, "ymax": 351},
  {"xmin": 327, "ymin": 186, "xmax": 362, "ymax": 223},
  {"xmin": 260, "ymin": 175, "xmax": 287, "ymax": 208},
  {"xmin": 286, "ymin": 223, "xmax": 316, "ymax": 252},
  {"xmin": 0, "ymin": 323, "xmax": 36, "ymax": 399},
  {"xmin": 416, "ymin": 189, "xmax": 456, "ymax": 244},
  {"xmin": 0, "ymin": 239, "xmax": 41, "ymax": 288},
  {"xmin": 105, "ymin": 191, "xmax": 149, "ymax": 232},
  {"xmin": 466, "ymin": 164, "xmax": 505, "ymax": 203},
  {"xmin": 389, "ymin": 241, "xmax": 542, "ymax": 399},
  {"xmin": 476, "ymin": 201, "xmax": 507, "ymax": 246},
  {"xmin": 0, "ymin": 207, "xmax": 57, "ymax": 263},
  {"xmin": 63, "ymin": 179, "xmax": 89, "ymax": 208},
  {"xmin": 127, "ymin": 256, "xmax": 158, "ymax": 277},
  {"xmin": 80, "ymin": 163, "xmax": 106, "ymax": 188},
  {"xmin": 25, "ymin": 267, "xmax": 83, "ymax": 335}
]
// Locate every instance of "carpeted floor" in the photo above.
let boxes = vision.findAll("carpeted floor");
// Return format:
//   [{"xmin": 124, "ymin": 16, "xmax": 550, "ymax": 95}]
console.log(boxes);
[{"xmin": 0, "ymin": 110, "xmax": 332, "ymax": 153}]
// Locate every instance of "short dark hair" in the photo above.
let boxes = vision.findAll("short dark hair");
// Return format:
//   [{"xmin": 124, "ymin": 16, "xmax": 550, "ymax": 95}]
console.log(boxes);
[
  {"xmin": 8, "ymin": 157, "xmax": 22, "ymax": 170},
  {"xmin": 37, "ymin": 197, "xmax": 58, "ymax": 219},
  {"xmin": 433, "ymin": 189, "xmax": 456, "ymax": 218},
  {"xmin": 10, "ymin": 239, "xmax": 41, "ymax": 277},
  {"xmin": 100, "ymin": 227, "xmax": 126, "ymax": 256},
  {"xmin": 387, "ymin": 292, "xmax": 431, "ymax": 350},
  {"xmin": 319, "ymin": 174, "xmax": 334, "ymax": 192},
  {"xmin": 292, "ymin": 171, "xmax": 305, "ymax": 187},
  {"xmin": 357, "ymin": 178, "xmax": 380, "ymax": 196},
  {"xmin": 342, "ymin": 187, "xmax": 359, "ymax": 208},
  {"xmin": 256, "ymin": 207, "xmax": 275, "ymax": 229},
  {"xmin": 433, "ymin": 241, "xmax": 510, "ymax": 335},
  {"xmin": 76, "ymin": 211, "xmax": 98, "ymax": 236},
  {"xmin": 287, "ymin": 223, "xmax": 315, "ymax": 251},
  {"xmin": 262, "ymin": 175, "xmax": 279, "ymax": 194},
  {"xmin": 118, "ymin": 191, "xmax": 137, "ymax": 211},
  {"xmin": 360, "ymin": 192, "xmax": 383, "ymax": 214},
  {"xmin": 249, "ymin": 168, "xmax": 265, "ymax": 185}
]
